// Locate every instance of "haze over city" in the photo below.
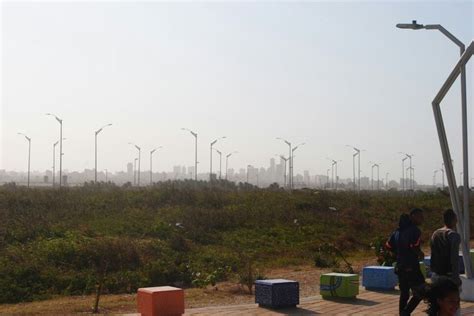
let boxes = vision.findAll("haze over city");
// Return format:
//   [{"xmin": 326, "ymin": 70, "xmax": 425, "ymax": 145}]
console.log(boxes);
[{"xmin": 2, "ymin": 1, "xmax": 474, "ymax": 186}]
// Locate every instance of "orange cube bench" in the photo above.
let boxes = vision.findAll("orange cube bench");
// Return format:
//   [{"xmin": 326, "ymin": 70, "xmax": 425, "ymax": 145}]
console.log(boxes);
[{"xmin": 137, "ymin": 286, "xmax": 184, "ymax": 316}]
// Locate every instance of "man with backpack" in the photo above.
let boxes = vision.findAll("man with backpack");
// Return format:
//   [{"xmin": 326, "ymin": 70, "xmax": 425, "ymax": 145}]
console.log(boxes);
[{"xmin": 386, "ymin": 208, "xmax": 425, "ymax": 316}]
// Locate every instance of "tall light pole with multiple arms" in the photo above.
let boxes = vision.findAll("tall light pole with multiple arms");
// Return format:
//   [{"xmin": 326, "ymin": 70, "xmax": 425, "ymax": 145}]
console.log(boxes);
[
  {"xmin": 225, "ymin": 151, "xmax": 238, "ymax": 181},
  {"xmin": 17, "ymin": 133, "xmax": 31, "ymax": 187},
  {"xmin": 150, "ymin": 146, "xmax": 162, "ymax": 185},
  {"xmin": 210, "ymin": 136, "xmax": 226, "ymax": 182},
  {"xmin": 399, "ymin": 152, "xmax": 413, "ymax": 190},
  {"xmin": 181, "ymin": 128, "xmax": 198, "ymax": 181},
  {"xmin": 369, "ymin": 162, "xmax": 380, "ymax": 191},
  {"xmin": 277, "ymin": 155, "xmax": 289, "ymax": 188},
  {"xmin": 277, "ymin": 138, "xmax": 292, "ymax": 189},
  {"xmin": 94, "ymin": 123, "xmax": 112, "ymax": 183},
  {"xmin": 129, "ymin": 143, "xmax": 141, "ymax": 186},
  {"xmin": 46, "ymin": 113, "xmax": 63, "ymax": 187},
  {"xmin": 327, "ymin": 158, "xmax": 341, "ymax": 190},
  {"xmin": 397, "ymin": 21, "xmax": 470, "ymax": 250},
  {"xmin": 52, "ymin": 138, "xmax": 66, "ymax": 187},
  {"xmin": 133, "ymin": 158, "xmax": 138, "ymax": 185},
  {"xmin": 94, "ymin": 124, "xmax": 112, "ymax": 183},
  {"xmin": 291, "ymin": 143, "xmax": 305, "ymax": 188},
  {"xmin": 214, "ymin": 149, "xmax": 223, "ymax": 180},
  {"xmin": 346, "ymin": 145, "xmax": 363, "ymax": 192}
]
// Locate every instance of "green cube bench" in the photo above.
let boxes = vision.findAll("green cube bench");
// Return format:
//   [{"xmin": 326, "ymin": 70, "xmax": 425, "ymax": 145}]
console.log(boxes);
[{"xmin": 320, "ymin": 273, "xmax": 359, "ymax": 299}]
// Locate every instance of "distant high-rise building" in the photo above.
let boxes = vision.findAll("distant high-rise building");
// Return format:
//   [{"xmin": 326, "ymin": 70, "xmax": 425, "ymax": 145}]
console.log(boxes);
[
  {"xmin": 127, "ymin": 163, "xmax": 133, "ymax": 176},
  {"xmin": 188, "ymin": 166, "xmax": 195, "ymax": 179},
  {"xmin": 304, "ymin": 170, "xmax": 310, "ymax": 186}
]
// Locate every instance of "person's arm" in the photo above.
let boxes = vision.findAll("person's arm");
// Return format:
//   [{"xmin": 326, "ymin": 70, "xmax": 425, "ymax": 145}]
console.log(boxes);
[
  {"xmin": 409, "ymin": 228, "xmax": 424, "ymax": 259},
  {"xmin": 449, "ymin": 231, "xmax": 461, "ymax": 286}
]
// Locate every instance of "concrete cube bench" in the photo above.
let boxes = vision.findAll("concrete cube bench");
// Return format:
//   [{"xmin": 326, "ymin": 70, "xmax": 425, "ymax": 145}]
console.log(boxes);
[
  {"xmin": 320, "ymin": 273, "xmax": 359, "ymax": 299},
  {"xmin": 362, "ymin": 266, "xmax": 397, "ymax": 291},
  {"xmin": 255, "ymin": 279, "xmax": 299, "ymax": 308},
  {"xmin": 137, "ymin": 286, "xmax": 184, "ymax": 316}
]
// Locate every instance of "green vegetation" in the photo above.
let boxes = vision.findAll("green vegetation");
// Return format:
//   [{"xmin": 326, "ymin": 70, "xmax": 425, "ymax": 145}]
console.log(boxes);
[{"xmin": 0, "ymin": 181, "xmax": 459, "ymax": 307}]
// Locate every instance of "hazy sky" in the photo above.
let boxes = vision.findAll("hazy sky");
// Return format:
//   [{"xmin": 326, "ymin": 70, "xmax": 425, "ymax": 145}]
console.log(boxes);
[{"xmin": 1, "ymin": 0, "xmax": 473, "ymax": 184}]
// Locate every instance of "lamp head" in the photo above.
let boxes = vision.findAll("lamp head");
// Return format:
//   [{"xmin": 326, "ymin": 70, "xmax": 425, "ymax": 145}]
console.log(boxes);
[{"xmin": 396, "ymin": 20, "xmax": 424, "ymax": 30}]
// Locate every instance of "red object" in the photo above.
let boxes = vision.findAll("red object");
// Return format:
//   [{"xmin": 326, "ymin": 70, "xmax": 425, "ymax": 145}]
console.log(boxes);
[{"xmin": 137, "ymin": 286, "xmax": 185, "ymax": 316}]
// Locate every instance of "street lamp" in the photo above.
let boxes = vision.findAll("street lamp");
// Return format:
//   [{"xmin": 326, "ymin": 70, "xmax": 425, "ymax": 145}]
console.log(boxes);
[
  {"xmin": 346, "ymin": 145, "xmax": 364, "ymax": 192},
  {"xmin": 181, "ymin": 128, "xmax": 198, "ymax": 181},
  {"xmin": 214, "ymin": 148, "xmax": 223, "ymax": 180},
  {"xmin": 276, "ymin": 154, "xmax": 289, "ymax": 188},
  {"xmin": 133, "ymin": 158, "xmax": 138, "ymax": 185},
  {"xmin": 129, "ymin": 143, "xmax": 141, "ymax": 186},
  {"xmin": 277, "ymin": 138, "xmax": 292, "ymax": 189},
  {"xmin": 369, "ymin": 162, "xmax": 380, "ymax": 191},
  {"xmin": 210, "ymin": 136, "xmax": 226, "ymax": 182},
  {"xmin": 327, "ymin": 158, "xmax": 341, "ymax": 190},
  {"xmin": 326, "ymin": 168, "xmax": 330, "ymax": 189},
  {"xmin": 94, "ymin": 123, "xmax": 112, "ymax": 182},
  {"xmin": 386, "ymin": 172, "xmax": 390, "ymax": 190},
  {"xmin": 225, "ymin": 151, "xmax": 238, "ymax": 181},
  {"xmin": 17, "ymin": 133, "xmax": 31, "ymax": 187},
  {"xmin": 291, "ymin": 142, "xmax": 305, "ymax": 189},
  {"xmin": 150, "ymin": 146, "xmax": 163, "ymax": 185},
  {"xmin": 399, "ymin": 152, "xmax": 414, "ymax": 190},
  {"xmin": 398, "ymin": 21, "xmax": 470, "ymax": 264},
  {"xmin": 46, "ymin": 113, "xmax": 63, "ymax": 187},
  {"xmin": 52, "ymin": 138, "xmax": 66, "ymax": 187}
]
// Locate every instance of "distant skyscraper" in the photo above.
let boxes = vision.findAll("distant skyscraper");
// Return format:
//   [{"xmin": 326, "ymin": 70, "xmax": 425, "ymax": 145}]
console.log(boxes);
[
  {"xmin": 304, "ymin": 170, "xmax": 310, "ymax": 186},
  {"xmin": 127, "ymin": 163, "xmax": 133, "ymax": 176}
]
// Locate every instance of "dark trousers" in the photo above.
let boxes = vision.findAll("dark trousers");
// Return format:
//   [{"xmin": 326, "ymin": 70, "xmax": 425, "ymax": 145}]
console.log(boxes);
[{"xmin": 398, "ymin": 268, "xmax": 425, "ymax": 315}]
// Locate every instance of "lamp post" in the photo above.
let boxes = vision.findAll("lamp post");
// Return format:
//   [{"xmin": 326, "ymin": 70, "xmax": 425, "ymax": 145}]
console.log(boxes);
[
  {"xmin": 52, "ymin": 138, "xmax": 66, "ymax": 187},
  {"xmin": 247, "ymin": 164, "xmax": 253, "ymax": 184},
  {"xmin": 397, "ymin": 21, "xmax": 469, "ymax": 241},
  {"xmin": 291, "ymin": 143, "xmax": 305, "ymax": 188},
  {"xmin": 440, "ymin": 168, "xmax": 445, "ymax": 189},
  {"xmin": 277, "ymin": 138, "xmax": 292, "ymax": 189},
  {"xmin": 427, "ymin": 41, "xmax": 474, "ymax": 278},
  {"xmin": 326, "ymin": 169, "xmax": 330, "ymax": 189},
  {"xmin": 386, "ymin": 172, "xmax": 390, "ymax": 190},
  {"xmin": 399, "ymin": 152, "xmax": 413, "ymax": 190},
  {"xmin": 225, "ymin": 151, "xmax": 238, "ymax": 181},
  {"xmin": 133, "ymin": 158, "xmax": 138, "ymax": 185},
  {"xmin": 46, "ymin": 113, "xmax": 63, "ymax": 187},
  {"xmin": 369, "ymin": 162, "xmax": 380, "ymax": 191},
  {"xmin": 181, "ymin": 128, "xmax": 198, "ymax": 181},
  {"xmin": 150, "ymin": 146, "xmax": 162, "ymax": 185},
  {"xmin": 346, "ymin": 145, "xmax": 363, "ymax": 192},
  {"xmin": 327, "ymin": 158, "xmax": 341, "ymax": 190},
  {"xmin": 129, "ymin": 143, "xmax": 141, "ymax": 186},
  {"xmin": 214, "ymin": 149, "xmax": 223, "ymax": 180},
  {"xmin": 434, "ymin": 170, "xmax": 439, "ymax": 187},
  {"xmin": 276, "ymin": 155, "xmax": 289, "ymax": 188},
  {"xmin": 210, "ymin": 136, "xmax": 226, "ymax": 182},
  {"xmin": 94, "ymin": 123, "xmax": 112, "ymax": 183},
  {"xmin": 17, "ymin": 133, "xmax": 31, "ymax": 187}
]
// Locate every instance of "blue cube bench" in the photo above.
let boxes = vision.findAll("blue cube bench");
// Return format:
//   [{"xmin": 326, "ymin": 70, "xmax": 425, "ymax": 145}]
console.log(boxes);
[
  {"xmin": 255, "ymin": 279, "xmax": 299, "ymax": 308},
  {"xmin": 362, "ymin": 266, "xmax": 397, "ymax": 291},
  {"xmin": 424, "ymin": 255, "xmax": 465, "ymax": 278}
]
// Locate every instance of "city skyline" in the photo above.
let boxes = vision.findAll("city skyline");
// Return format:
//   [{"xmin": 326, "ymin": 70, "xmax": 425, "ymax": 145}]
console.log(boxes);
[{"xmin": 2, "ymin": 1, "xmax": 473, "ymax": 185}]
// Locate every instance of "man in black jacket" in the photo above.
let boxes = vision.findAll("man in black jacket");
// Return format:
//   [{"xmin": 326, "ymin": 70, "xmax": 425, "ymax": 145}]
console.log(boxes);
[{"xmin": 387, "ymin": 208, "xmax": 425, "ymax": 315}]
